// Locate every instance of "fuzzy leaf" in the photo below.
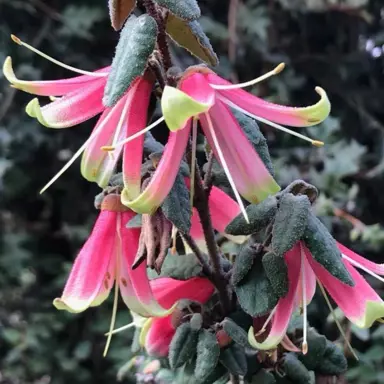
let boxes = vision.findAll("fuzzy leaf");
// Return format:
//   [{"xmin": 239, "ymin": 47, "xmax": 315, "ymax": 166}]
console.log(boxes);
[
  {"xmin": 166, "ymin": 14, "xmax": 218, "ymax": 66},
  {"xmin": 250, "ymin": 369, "xmax": 276, "ymax": 384},
  {"xmin": 219, "ymin": 343, "xmax": 247, "ymax": 376},
  {"xmin": 147, "ymin": 252, "xmax": 202, "ymax": 280},
  {"xmin": 303, "ymin": 212, "xmax": 354, "ymax": 286},
  {"xmin": 154, "ymin": 0, "xmax": 200, "ymax": 21},
  {"xmin": 222, "ymin": 318, "xmax": 249, "ymax": 347},
  {"xmin": 190, "ymin": 313, "xmax": 203, "ymax": 331},
  {"xmin": 108, "ymin": 0, "xmax": 136, "ymax": 31},
  {"xmin": 195, "ymin": 330, "xmax": 220, "ymax": 381},
  {"xmin": 232, "ymin": 109, "xmax": 274, "ymax": 176},
  {"xmin": 283, "ymin": 353, "xmax": 311, "ymax": 384},
  {"xmin": 298, "ymin": 329, "xmax": 327, "ymax": 370},
  {"xmin": 144, "ymin": 132, "xmax": 165, "ymax": 155},
  {"xmin": 272, "ymin": 193, "xmax": 311, "ymax": 256},
  {"xmin": 226, "ymin": 196, "xmax": 278, "ymax": 236},
  {"xmin": 162, "ymin": 172, "xmax": 191, "ymax": 233},
  {"xmin": 262, "ymin": 252, "xmax": 289, "ymax": 298},
  {"xmin": 104, "ymin": 15, "xmax": 157, "ymax": 106},
  {"xmin": 315, "ymin": 340, "xmax": 348, "ymax": 375},
  {"xmin": 232, "ymin": 242, "xmax": 256, "ymax": 285},
  {"xmin": 169, "ymin": 323, "xmax": 198, "ymax": 369},
  {"xmin": 126, "ymin": 214, "xmax": 142, "ymax": 228},
  {"xmin": 235, "ymin": 258, "xmax": 279, "ymax": 317}
]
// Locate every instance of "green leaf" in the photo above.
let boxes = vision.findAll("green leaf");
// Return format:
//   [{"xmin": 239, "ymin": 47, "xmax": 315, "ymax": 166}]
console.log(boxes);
[
  {"xmin": 131, "ymin": 327, "xmax": 141, "ymax": 353},
  {"xmin": 147, "ymin": 252, "xmax": 202, "ymax": 280},
  {"xmin": 272, "ymin": 193, "xmax": 311, "ymax": 256},
  {"xmin": 298, "ymin": 329, "xmax": 327, "ymax": 370},
  {"xmin": 235, "ymin": 258, "xmax": 279, "ymax": 317},
  {"xmin": 108, "ymin": 0, "xmax": 136, "ymax": 31},
  {"xmin": 165, "ymin": 14, "xmax": 218, "ymax": 66},
  {"xmin": 250, "ymin": 369, "xmax": 276, "ymax": 384},
  {"xmin": 232, "ymin": 109, "xmax": 274, "ymax": 176},
  {"xmin": 103, "ymin": 15, "xmax": 158, "ymax": 106},
  {"xmin": 225, "ymin": 196, "xmax": 278, "ymax": 236},
  {"xmin": 303, "ymin": 212, "xmax": 354, "ymax": 286},
  {"xmin": 161, "ymin": 172, "xmax": 191, "ymax": 233},
  {"xmin": 144, "ymin": 132, "xmax": 165, "ymax": 155},
  {"xmin": 183, "ymin": 359, "xmax": 228, "ymax": 384},
  {"xmin": 262, "ymin": 252, "xmax": 289, "ymax": 298},
  {"xmin": 282, "ymin": 180, "xmax": 318, "ymax": 204},
  {"xmin": 154, "ymin": 0, "xmax": 200, "ymax": 21},
  {"xmin": 219, "ymin": 343, "xmax": 247, "ymax": 376},
  {"xmin": 315, "ymin": 340, "xmax": 348, "ymax": 376},
  {"xmin": 126, "ymin": 214, "xmax": 142, "ymax": 228},
  {"xmin": 190, "ymin": 313, "xmax": 203, "ymax": 331},
  {"xmin": 222, "ymin": 318, "xmax": 249, "ymax": 347},
  {"xmin": 283, "ymin": 353, "xmax": 311, "ymax": 384},
  {"xmin": 195, "ymin": 330, "xmax": 220, "ymax": 381},
  {"xmin": 232, "ymin": 242, "xmax": 256, "ymax": 286},
  {"xmin": 169, "ymin": 323, "xmax": 198, "ymax": 369}
]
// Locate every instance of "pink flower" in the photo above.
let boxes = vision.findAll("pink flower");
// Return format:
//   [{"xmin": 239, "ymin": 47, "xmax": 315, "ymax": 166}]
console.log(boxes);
[
  {"xmin": 143, "ymin": 277, "xmax": 215, "ymax": 357},
  {"xmin": 248, "ymin": 241, "xmax": 384, "ymax": 352}
]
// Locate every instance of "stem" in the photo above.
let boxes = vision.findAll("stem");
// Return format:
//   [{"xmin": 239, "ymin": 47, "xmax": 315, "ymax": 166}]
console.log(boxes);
[
  {"xmin": 142, "ymin": 0, "xmax": 172, "ymax": 73},
  {"xmin": 230, "ymin": 374, "xmax": 240, "ymax": 384},
  {"xmin": 203, "ymin": 150, "xmax": 215, "ymax": 193}
]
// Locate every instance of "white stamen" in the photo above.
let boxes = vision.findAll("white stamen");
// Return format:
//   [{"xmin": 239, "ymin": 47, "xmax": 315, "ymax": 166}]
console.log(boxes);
[
  {"xmin": 40, "ymin": 108, "xmax": 115, "ymax": 194},
  {"xmin": 317, "ymin": 279, "xmax": 359, "ymax": 361},
  {"xmin": 220, "ymin": 96, "xmax": 324, "ymax": 147},
  {"xmin": 11, "ymin": 35, "xmax": 108, "ymax": 78},
  {"xmin": 190, "ymin": 118, "xmax": 198, "ymax": 208},
  {"xmin": 104, "ymin": 322, "xmax": 135, "ymax": 336},
  {"xmin": 104, "ymin": 116, "xmax": 165, "ymax": 151},
  {"xmin": 111, "ymin": 97, "xmax": 130, "ymax": 148},
  {"xmin": 204, "ymin": 113, "xmax": 249, "ymax": 224},
  {"xmin": 210, "ymin": 63, "xmax": 285, "ymax": 90},
  {"xmin": 343, "ymin": 254, "xmax": 384, "ymax": 284},
  {"xmin": 300, "ymin": 245, "xmax": 308, "ymax": 354},
  {"xmin": 255, "ymin": 306, "xmax": 278, "ymax": 336}
]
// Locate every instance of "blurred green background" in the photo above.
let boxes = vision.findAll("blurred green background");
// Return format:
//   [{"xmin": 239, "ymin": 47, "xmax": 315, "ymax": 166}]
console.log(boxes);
[{"xmin": 1, "ymin": 0, "xmax": 384, "ymax": 383}]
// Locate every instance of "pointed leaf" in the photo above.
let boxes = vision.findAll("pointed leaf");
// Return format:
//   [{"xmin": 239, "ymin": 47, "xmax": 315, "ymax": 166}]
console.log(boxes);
[
  {"xmin": 315, "ymin": 340, "xmax": 348, "ymax": 375},
  {"xmin": 226, "ymin": 196, "xmax": 278, "ymax": 236},
  {"xmin": 161, "ymin": 172, "xmax": 191, "ymax": 233},
  {"xmin": 232, "ymin": 242, "xmax": 257, "ymax": 286},
  {"xmin": 108, "ymin": 0, "xmax": 136, "ymax": 31},
  {"xmin": 166, "ymin": 14, "xmax": 218, "ymax": 66},
  {"xmin": 169, "ymin": 323, "xmax": 198, "ymax": 369},
  {"xmin": 283, "ymin": 353, "xmax": 311, "ymax": 384},
  {"xmin": 272, "ymin": 193, "xmax": 311, "ymax": 256},
  {"xmin": 144, "ymin": 132, "xmax": 165, "ymax": 155},
  {"xmin": 195, "ymin": 329, "xmax": 220, "ymax": 381},
  {"xmin": 219, "ymin": 343, "xmax": 247, "ymax": 376},
  {"xmin": 154, "ymin": 0, "xmax": 200, "ymax": 21},
  {"xmin": 298, "ymin": 329, "xmax": 327, "ymax": 371},
  {"xmin": 104, "ymin": 15, "xmax": 158, "ymax": 106},
  {"xmin": 262, "ymin": 252, "xmax": 289, "ymax": 298},
  {"xmin": 190, "ymin": 313, "xmax": 203, "ymax": 331},
  {"xmin": 232, "ymin": 109, "xmax": 274, "ymax": 176},
  {"xmin": 222, "ymin": 318, "xmax": 249, "ymax": 347},
  {"xmin": 303, "ymin": 212, "xmax": 354, "ymax": 286},
  {"xmin": 235, "ymin": 258, "xmax": 279, "ymax": 317}
]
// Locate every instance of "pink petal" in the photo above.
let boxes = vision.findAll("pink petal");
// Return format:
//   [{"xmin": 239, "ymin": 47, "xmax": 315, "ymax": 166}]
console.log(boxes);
[
  {"xmin": 150, "ymin": 277, "xmax": 215, "ymax": 309},
  {"xmin": 200, "ymin": 101, "xmax": 280, "ymax": 203},
  {"xmin": 121, "ymin": 121, "xmax": 191, "ymax": 214},
  {"xmin": 248, "ymin": 244, "xmax": 302, "ymax": 350},
  {"xmin": 26, "ymin": 79, "xmax": 106, "ymax": 128},
  {"xmin": 180, "ymin": 72, "xmax": 216, "ymax": 106},
  {"xmin": 338, "ymin": 242, "xmax": 384, "ymax": 276},
  {"xmin": 307, "ymin": 251, "xmax": 384, "ymax": 328},
  {"xmin": 53, "ymin": 211, "xmax": 117, "ymax": 313},
  {"xmin": 208, "ymin": 73, "xmax": 330, "ymax": 127},
  {"xmin": 297, "ymin": 247, "xmax": 317, "ymax": 307},
  {"xmin": 145, "ymin": 315, "xmax": 175, "ymax": 357}
]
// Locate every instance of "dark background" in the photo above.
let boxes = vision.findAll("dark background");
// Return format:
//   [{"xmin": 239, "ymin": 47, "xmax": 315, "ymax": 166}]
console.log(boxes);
[{"xmin": 1, "ymin": 0, "xmax": 384, "ymax": 382}]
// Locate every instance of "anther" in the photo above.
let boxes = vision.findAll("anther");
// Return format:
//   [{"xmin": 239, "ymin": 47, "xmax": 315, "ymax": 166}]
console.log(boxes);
[{"xmin": 121, "ymin": 278, "xmax": 128, "ymax": 287}]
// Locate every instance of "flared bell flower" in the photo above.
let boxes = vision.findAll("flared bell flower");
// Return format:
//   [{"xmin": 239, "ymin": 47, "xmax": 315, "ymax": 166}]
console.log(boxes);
[{"xmin": 248, "ymin": 242, "xmax": 384, "ymax": 353}]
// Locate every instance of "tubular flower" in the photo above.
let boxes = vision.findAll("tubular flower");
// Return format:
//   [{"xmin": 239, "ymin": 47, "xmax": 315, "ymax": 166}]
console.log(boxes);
[
  {"xmin": 142, "ymin": 277, "xmax": 215, "ymax": 357},
  {"xmin": 248, "ymin": 242, "xmax": 384, "ymax": 352},
  {"xmin": 53, "ymin": 194, "xmax": 172, "ymax": 318}
]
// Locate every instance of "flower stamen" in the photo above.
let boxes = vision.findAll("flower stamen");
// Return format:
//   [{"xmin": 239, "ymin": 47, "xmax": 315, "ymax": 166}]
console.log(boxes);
[
  {"xmin": 210, "ymin": 63, "xmax": 285, "ymax": 90},
  {"xmin": 104, "ymin": 321, "xmax": 136, "ymax": 336},
  {"xmin": 300, "ymin": 246, "xmax": 308, "ymax": 355},
  {"xmin": 342, "ymin": 254, "xmax": 384, "ymax": 284},
  {"xmin": 11, "ymin": 35, "xmax": 108, "ymax": 78},
  {"xmin": 255, "ymin": 306, "xmax": 278, "ymax": 336},
  {"xmin": 103, "ymin": 278, "xmax": 119, "ymax": 357},
  {"xmin": 204, "ymin": 113, "xmax": 249, "ymax": 224},
  {"xmin": 190, "ymin": 117, "xmax": 198, "ymax": 208}
]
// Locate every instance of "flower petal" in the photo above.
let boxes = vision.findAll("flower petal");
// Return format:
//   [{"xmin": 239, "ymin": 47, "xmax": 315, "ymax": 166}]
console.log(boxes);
[
  {"xmin": 200, "ymin": 101, "xmax": 280, "ymax": 203},
  {"xmin": 145, "ymin": 315, "xmax": 175, "ymax": 357},
  {"xmin": 248, "ymin": 244, "xmax": 301, "ymax": 350},
  {"xmin": 53, "ymin": 211, "xmax": 116, "ymax": 313},
  {"xmin": 307, "ymin": 252, "xmax": 384, "ymax": 328},
  {"xmin": 118, "ymin": 211, "xmax": 172, "ymax": 317},
  {"xmin": 3, "ymin": 57, "xmax": 109, "ymax": 96},
  {"xmin": 297, "ymin": 249, "xmax": 317, "ymax": 307},
  {"xmin": 162, "ymin": 73, "xmax": 215, "ymax": 131},
  {"xmin": 121, "ymin": 122, "xmax": 191, "ymax": 214},
  {"xmin": 26, "ymin": 79, "xmax": 106, "ymax": 128},
  {"xmin": 208, "ymin": 73, "xmax": 330, "ymax": 127}
]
